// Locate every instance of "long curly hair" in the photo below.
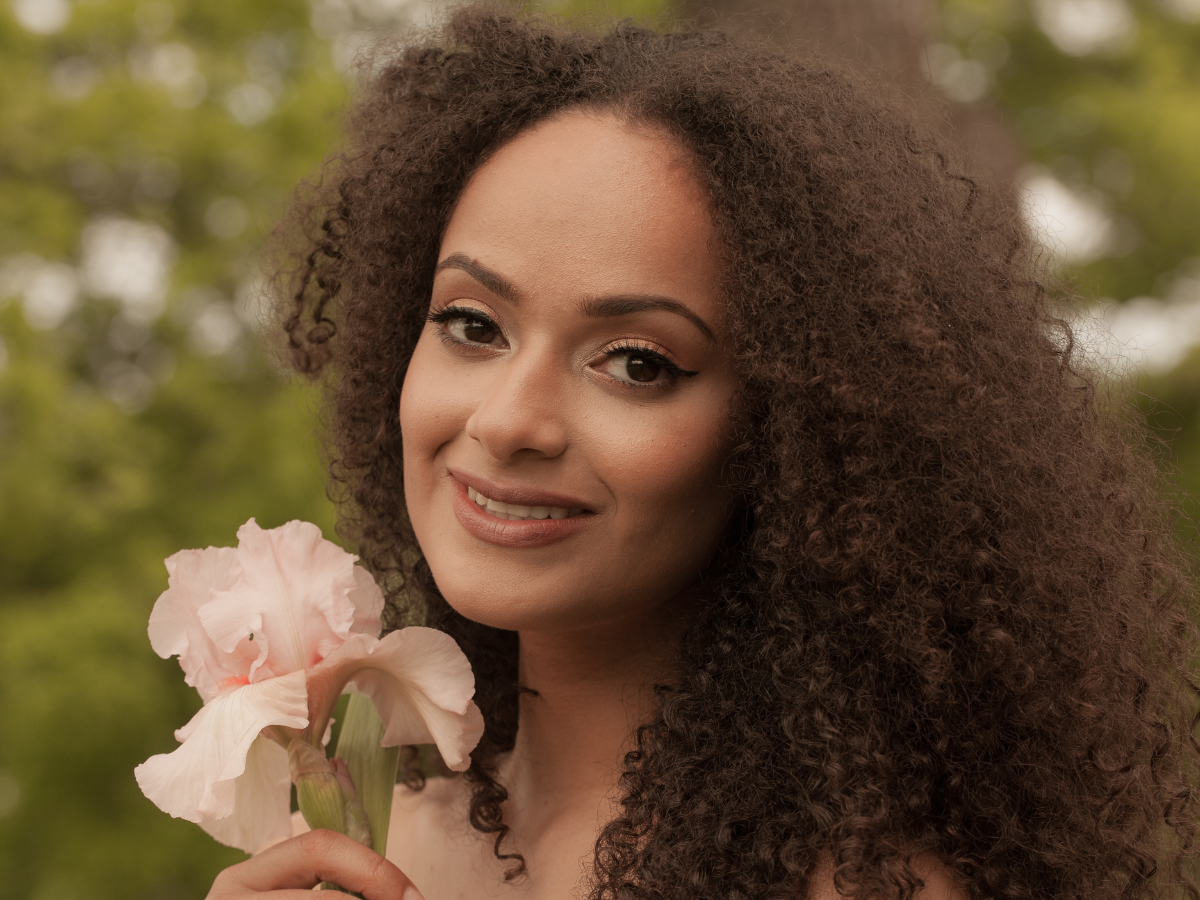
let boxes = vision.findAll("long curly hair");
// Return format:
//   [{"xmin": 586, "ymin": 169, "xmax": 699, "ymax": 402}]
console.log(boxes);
[{"xmin": 275, "ymin": 7, "xmax": 1200, "ymax": 898}]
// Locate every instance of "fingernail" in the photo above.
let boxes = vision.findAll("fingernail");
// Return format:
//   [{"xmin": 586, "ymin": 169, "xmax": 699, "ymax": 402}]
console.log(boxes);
[{"xmin": 403, "ymin": 888, "xmax": 425, "ymax": 900}]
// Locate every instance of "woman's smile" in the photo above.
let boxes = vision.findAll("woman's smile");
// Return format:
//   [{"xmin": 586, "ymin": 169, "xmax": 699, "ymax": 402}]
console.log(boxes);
[
  {"xmin": 449, "ymin": 469, "xmax": 595, "ymax": 548},
  {"xmin": 465, "ymin": 486, "xmax": 583, "ymax": 521}
]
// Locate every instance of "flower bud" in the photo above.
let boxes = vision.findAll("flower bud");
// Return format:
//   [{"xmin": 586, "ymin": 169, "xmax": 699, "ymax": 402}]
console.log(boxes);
[{"xmin": 288, "ymin": 739, "xmax": 345, "ymax": 834}]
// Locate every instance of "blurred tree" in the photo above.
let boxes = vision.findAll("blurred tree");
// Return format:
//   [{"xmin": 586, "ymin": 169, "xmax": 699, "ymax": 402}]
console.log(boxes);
[
  {"xmin": 925, "ymin": 0, "xmax": 1200, "ymax": 547},
  {"xmin": 932, "ymin": 0, "xmax": 1200, "ymax": 303},
  {"xmin": 678, "ymin": 0, "xmax": 1200, "ymax": 297},
  {"xmin": 675, "ymin": 0, "xmax": 1025, "ymax": 195},
  {"xmin": 0, "ymin": 0, "xmax": 387, "ymax": 896}
]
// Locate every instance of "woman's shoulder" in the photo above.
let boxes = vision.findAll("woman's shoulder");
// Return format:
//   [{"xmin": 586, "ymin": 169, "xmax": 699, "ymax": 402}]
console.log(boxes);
[
  {"xmin": 385, "ymin": 775, "xmax": 469, "ymax": 858},
  {"xmin": 290, "ymin": 783, "xmax": 966, "ymax": 900}
]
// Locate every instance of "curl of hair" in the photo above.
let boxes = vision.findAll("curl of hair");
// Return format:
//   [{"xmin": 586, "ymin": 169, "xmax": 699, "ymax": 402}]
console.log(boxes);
[{"xmin": 272, "ymin": 8, "xmax": 1200, "ymax": 898}]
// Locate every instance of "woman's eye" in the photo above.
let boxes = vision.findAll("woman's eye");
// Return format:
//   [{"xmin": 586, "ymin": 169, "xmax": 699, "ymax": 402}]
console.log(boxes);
[
  {"xmin": 600, "ymin": 349, "xmax": 694, "ymax": 386},
  {"xmin": 618, "ymin": 352, "xmax": 664, "ymax": 383},
  {"xmin": 445, "ymin": 313, "xmax": 499, "ymax": 344}
]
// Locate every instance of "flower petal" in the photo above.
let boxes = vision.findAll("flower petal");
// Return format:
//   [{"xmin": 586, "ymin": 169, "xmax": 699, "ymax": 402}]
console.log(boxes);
[
  {"xmin": 308, "ymin": 628, "xmax": 484, "ymax": 773},
  {"xmin": 199, "ymin": 735, "xmax": 293, "ymax": 854},
  {"xmin": 134, "ymin": 671, "xmax": 308, "ymax": 852},
  {"xmin": 359, "ymin": 673, "xmax": 484, "ymax": 772},
  {"xmin": 202, "ymin": 520, "xmax": 371, "ymax": 681},
  {"xmin": 149, "ymin": 546, "xmax": 249, "ymax": 702},
  {"xmin": 347, "ymin": 565, "xmax": 385, "ymax": 637}
]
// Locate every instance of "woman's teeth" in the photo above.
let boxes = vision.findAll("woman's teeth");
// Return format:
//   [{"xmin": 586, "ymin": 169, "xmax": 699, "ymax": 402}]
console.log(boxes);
[{"xmin": 467, "ymin": 486, "xmax": 582, "ymax": 521}]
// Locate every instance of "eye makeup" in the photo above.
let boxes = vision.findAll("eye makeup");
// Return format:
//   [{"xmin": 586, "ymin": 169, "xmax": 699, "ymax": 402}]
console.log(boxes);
[{"xmin": 427, "ymin": 304, "xmax": 701, "ymax": 390}]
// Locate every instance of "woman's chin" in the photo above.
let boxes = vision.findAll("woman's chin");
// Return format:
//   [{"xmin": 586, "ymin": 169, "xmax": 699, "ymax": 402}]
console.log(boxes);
[
  {"xmin": 439, "ymin": 587, "xmax": 597, "ymax": 633},
  {"xmin": 432, "ymin": 573, "xmax": 600, "ymax": 628},
  {"xmin": 431, "ymin": 563, "xmax": 701, "ymax": 637}
]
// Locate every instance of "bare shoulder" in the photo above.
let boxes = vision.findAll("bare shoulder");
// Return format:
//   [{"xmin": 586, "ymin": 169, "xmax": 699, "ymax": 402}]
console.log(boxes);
[
  {"xmin": 807, "ymin": 853, "xmax": 967, "ymax": 900},
  {"xmin": 391, "ymin": 772, "xmax": 464, "ymax": 815},
  {"xmin": 386, "ymin": 774, "xmax": 471, "ymax": 855}
]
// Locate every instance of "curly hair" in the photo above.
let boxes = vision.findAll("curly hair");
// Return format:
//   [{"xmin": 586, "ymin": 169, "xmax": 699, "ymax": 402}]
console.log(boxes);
[{"xmin": 275, "ymin": 7, "xmax": 1200, "ymax": 899}]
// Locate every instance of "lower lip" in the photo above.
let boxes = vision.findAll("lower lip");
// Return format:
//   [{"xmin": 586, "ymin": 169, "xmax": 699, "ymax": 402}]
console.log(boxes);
[{"xmin": 451, "ymin": 480, "xmax": 594, "ymax": 548}]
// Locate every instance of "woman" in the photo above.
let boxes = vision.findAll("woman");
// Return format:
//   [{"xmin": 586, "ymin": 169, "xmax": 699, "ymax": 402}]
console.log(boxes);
[{"xmin": 210, "ymin": 8, "xmax": 1200, "ymax": 899}]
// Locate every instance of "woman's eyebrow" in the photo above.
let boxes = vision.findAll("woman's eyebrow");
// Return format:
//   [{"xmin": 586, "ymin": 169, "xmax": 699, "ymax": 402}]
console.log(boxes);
[
  {"xmin": 435, "ymin": 252, "xmax": 716, "ymax": 343},
  {"xmin": 579, "ymin": 295, "xmax": 716, "ymax": 344},
  {"xmin": 434, "ymin": 253, "xmax": 522, "ymax": 304}
]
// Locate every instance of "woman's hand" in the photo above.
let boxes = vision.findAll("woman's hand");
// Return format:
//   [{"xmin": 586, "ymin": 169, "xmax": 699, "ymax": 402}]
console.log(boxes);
[{"xmin": 207, "ymin": 830, "xmax": 423, "ymax": 900}]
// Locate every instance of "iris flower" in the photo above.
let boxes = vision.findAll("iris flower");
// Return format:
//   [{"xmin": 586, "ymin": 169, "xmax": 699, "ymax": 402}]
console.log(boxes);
[{"xmin": 135, "ymin": 519, "xmax": 483, "ymax": 853}]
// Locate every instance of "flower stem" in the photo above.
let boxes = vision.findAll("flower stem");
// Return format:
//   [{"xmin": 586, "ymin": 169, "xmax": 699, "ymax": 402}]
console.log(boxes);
[
  {"xmin": 330, "ymin": 757, "xmax": 372, "ymax": 847},
  {"xmin": 288, "ymin": 740, "xmax": 345, "ymax": 834},
  {"xmin": 288, "ymin": 736, "xmax": 372, "ymax": 896},
  {"xmin": 334, "ymin": 693, "xmax": 401, "ymax": 857},
  {"xmin": 317, "ymin": 882, "xmax": 367, "ymax": 897},
  {"xmin": 289, "ymin": 695, "xmax": 399, "ymax": 898}
]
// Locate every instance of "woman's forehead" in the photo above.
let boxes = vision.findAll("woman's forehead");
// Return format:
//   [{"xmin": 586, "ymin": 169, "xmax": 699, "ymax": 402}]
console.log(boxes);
[{"xmin": 438, "ymin": 109, "xmax": 722, "ymax": 321}]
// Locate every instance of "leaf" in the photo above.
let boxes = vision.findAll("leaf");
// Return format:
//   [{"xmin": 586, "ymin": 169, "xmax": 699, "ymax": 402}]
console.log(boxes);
[{"xmin": 333, "ymin": 692, "xmax": 400, "ymax": 858}]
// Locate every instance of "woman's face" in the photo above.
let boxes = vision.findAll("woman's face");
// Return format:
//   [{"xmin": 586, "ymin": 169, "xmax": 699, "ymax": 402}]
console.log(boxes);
[{"xmin": 400, "ymin": 109, "xmax": 737, "ymax": 635}]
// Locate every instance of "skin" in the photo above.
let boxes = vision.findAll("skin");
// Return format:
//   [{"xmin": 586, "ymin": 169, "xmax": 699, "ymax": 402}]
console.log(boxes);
[
  {"xmin": 402, "ymin": 110, "xmax": 736, "ymax": 640},
  {"xmin": 208, "ymin": 110, "xmax": 965, "ymax": 900}
]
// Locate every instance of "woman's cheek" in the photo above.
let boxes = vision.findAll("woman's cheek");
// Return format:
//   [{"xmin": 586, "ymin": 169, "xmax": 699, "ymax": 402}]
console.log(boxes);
[
  {"xmin": 400, "ymin": 337, "xmax": 463, "ymax": 515},
  {"xmin": 598, "ymin": 395, "xmax": 732, "ymax": 548}
]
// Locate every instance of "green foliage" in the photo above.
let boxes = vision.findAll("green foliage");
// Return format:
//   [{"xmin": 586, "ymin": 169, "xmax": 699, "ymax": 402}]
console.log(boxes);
[
  {"xmin": 0, "ymin": 0, "xmax": 355, "ymax": 896},
  {"xmin": 0, "ymin": 321, "xmax": 342, "ymax": 899},
  {"xmin": 923, "ymin": 0, "xmax": 1200, "ymax": 568},
  {"xmin": 937, "ymin": 0, "xmax": 1200, "ymax": 300}
]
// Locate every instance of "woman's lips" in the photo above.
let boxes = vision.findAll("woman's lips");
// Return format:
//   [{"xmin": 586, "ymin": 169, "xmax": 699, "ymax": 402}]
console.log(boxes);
[
  {"xmin": 448, "ymin": 474, "xmax": 594, "ymax": 548},
  {"xmin": 448, "ymin": 468, "xmax": 589, "ymax": 510}
]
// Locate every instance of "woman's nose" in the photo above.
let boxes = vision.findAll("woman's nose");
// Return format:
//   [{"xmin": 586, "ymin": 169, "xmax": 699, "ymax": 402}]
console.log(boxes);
[{"xmin": 463, "ymin": 348, "xmax": 569, "ymax": 462}]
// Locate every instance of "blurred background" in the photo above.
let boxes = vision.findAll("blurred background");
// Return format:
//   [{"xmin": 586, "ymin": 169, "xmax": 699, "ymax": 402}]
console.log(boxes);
[{"xmin": 0, "ymin": 0, "xmax": 1197, "ymax": 896}]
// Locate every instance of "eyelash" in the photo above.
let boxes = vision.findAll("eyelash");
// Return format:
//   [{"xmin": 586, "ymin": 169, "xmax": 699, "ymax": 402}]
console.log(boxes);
[
  {"xmin": 426, "ymin": 305, "xmax": 496, "ymax": 347},
  {"xmin": 600, "ymin": 340, "xmax": 698, "ymax": 386},
  {"xmin": 426, "ymin": 305, "xmax": 699, "ymax": 387}
]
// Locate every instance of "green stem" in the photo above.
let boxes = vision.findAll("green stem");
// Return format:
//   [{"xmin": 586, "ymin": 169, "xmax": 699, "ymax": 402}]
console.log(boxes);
[
  {"xmin": 289, "ymin": 739, "xmax": 345, "ymax": 834},
  {"xmin": 334, "ymin": 693, "xmax": 400, "ymax": 858},
  {"xmin": 318, "ymin": 882, "xmax": 367, "ymax": 897},
  {"xmin": 290, "ymin": 695, "xmax": 398, "ymax": 894}
]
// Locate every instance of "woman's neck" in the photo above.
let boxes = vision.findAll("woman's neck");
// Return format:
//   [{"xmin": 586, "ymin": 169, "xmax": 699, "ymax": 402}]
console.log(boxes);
[{"xmin": 498, "ymin": 599, "xmax": 688, "ymax": 847}]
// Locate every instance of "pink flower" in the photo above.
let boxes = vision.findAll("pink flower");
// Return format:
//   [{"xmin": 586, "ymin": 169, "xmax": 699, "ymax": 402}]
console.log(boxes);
[{"xmin": 134, "ymin": 519, "xmax": 484, "ymax": 853}]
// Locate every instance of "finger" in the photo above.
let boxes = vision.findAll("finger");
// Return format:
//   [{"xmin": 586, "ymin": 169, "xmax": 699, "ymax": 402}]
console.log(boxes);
[{"xmin": 213, "ymin": 830, "xmax": 417, "ymax": 900}]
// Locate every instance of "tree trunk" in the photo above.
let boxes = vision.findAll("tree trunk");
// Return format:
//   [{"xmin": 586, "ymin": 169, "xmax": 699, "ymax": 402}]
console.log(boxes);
[{"xmin": 685, "ymin": 0, "xmax": 1023, "ymax": 191}]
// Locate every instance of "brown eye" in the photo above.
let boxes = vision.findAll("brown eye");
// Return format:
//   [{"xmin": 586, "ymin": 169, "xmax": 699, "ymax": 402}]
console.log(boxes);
[
  {"xmin": 596, "ymin": 344, "xmax": 695, "ymax": 387},
  {"xmin": 449, "ymin": 314, "xmax": 499, "ymax": 344},
  {"xmin": 624, "ymin": 354, "xmax": 662, "ymax": 383}
]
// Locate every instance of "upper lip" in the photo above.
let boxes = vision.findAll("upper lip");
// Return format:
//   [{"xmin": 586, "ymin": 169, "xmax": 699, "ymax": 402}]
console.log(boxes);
[{"xmin": 448, "ymin": 468, "xmax": 593, "ymax": 511}]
